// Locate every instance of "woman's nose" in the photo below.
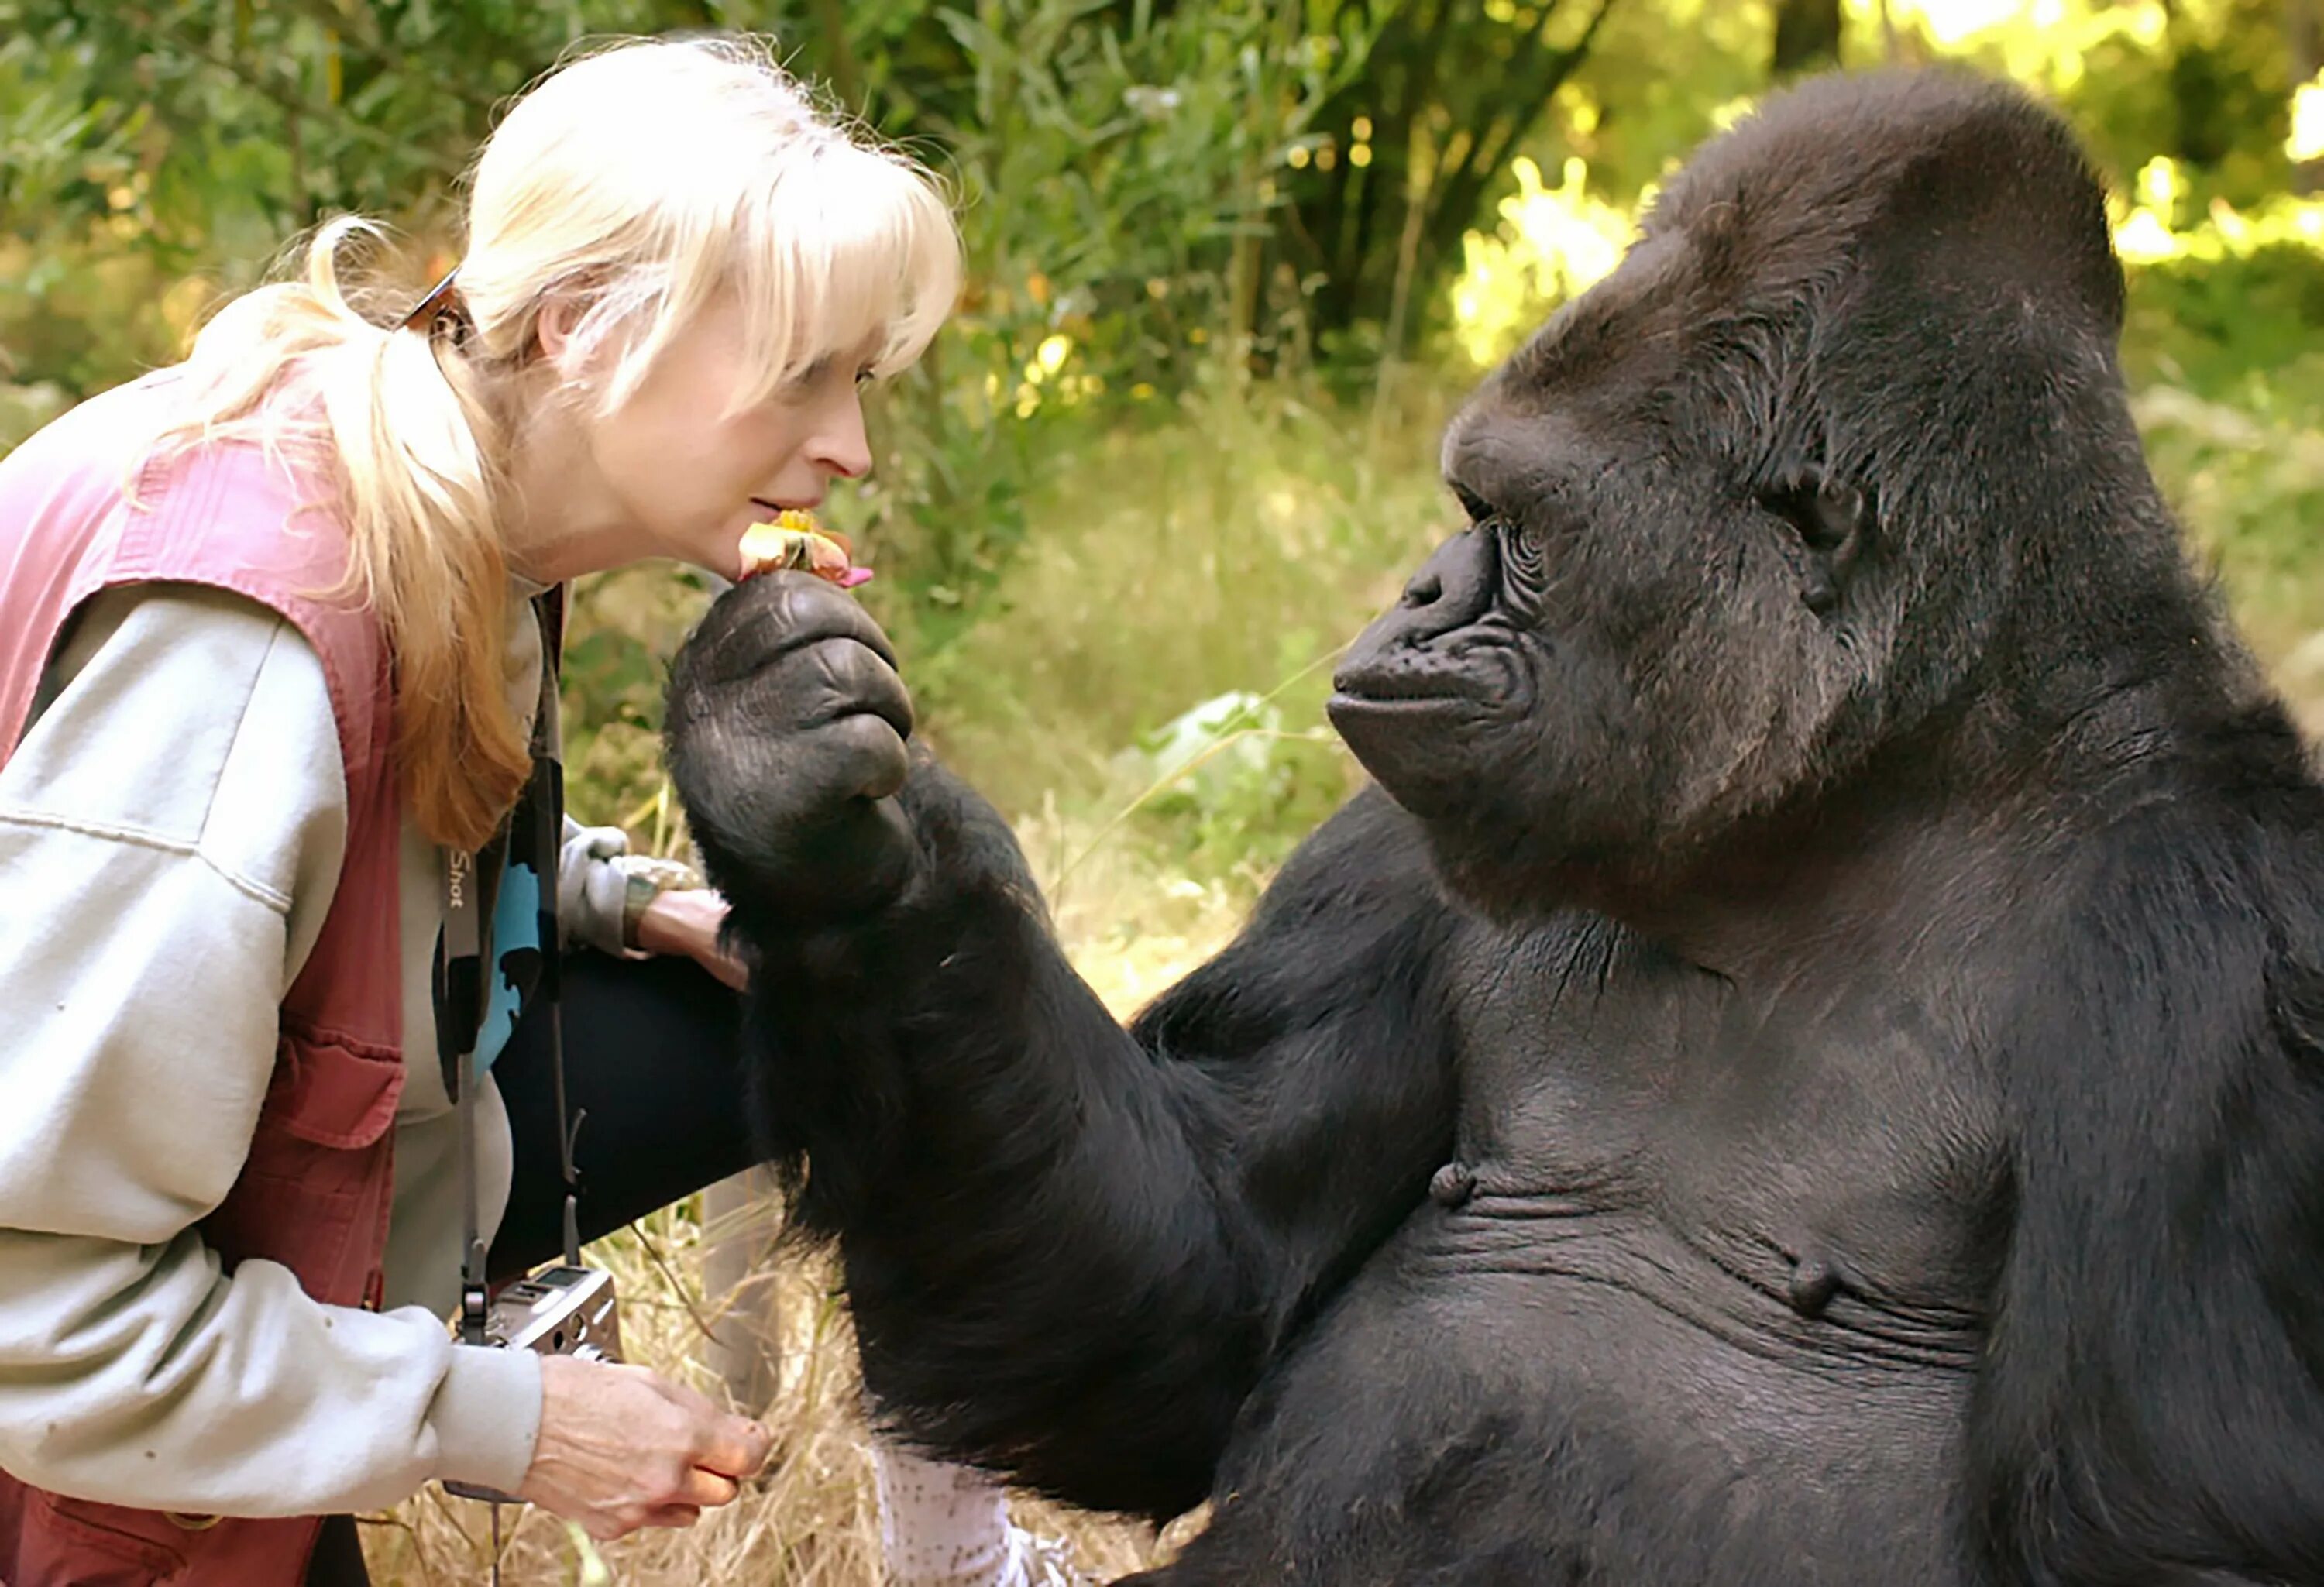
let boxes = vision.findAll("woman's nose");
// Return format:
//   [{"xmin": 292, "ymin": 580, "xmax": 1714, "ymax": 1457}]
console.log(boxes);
[{"xmin": 813, "ymin": 392, "xmax": 874, "ymax": 479}]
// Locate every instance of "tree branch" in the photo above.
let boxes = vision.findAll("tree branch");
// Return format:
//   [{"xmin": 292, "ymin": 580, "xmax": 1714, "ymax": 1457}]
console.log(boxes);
[
  {"xmin": 273, "ymin": 0, "xmax": 507, "ymax": 116},
  {"xmin": 119, "ymin": 4, "xmax": 420, "ymax": 161}
]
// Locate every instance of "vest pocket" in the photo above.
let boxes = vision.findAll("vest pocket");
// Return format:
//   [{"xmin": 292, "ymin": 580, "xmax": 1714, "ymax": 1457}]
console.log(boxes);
[
  {"xmin": 201, "ymin": 1030, "xmax": 403, "ymax": 1312},
  {"xmin": 0, "ymin": 1488, "xmax": 324, "ymax": 1587},
  {"xmin": 13, "ymin": 1487, "xmax": 190, "ymax": 1583},
  {"xmin": 263, "ymin": 1026, "xmax": 404, "ymax": 1149}
]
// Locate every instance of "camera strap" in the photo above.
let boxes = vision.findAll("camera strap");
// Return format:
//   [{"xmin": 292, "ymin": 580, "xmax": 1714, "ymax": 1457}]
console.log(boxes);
[
  {"xmin": 440, "ymin": 835, "xmax": 492, "ymax": 1346},
  {"xmin": 435, "ymin": 591, "xmax": 579, "ymax": 1348}
]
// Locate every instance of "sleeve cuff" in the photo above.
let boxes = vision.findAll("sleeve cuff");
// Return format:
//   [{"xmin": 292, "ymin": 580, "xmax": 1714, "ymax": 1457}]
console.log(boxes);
[
  {"xmin": 558, "ymin": 824, "xmax": 639, "ymax": 957},
  {"xmin": 429, "ymin": 1343, "xmax": 545, "ymax": 1495}
]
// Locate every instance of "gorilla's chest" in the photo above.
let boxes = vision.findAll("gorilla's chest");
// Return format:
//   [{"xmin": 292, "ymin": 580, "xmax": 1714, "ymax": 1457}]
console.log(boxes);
[
  {"xmin": 1261, "ymin": 917, "xmax": 2005, "ymax": 1578},
  {"xmin": 1436, "ymin": 916, "xmax": 2004, "ymax": 1321}
]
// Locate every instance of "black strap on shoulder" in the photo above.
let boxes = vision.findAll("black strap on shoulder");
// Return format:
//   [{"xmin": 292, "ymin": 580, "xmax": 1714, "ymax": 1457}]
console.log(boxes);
[{"xmin": 438, "ymin": 591, "xmax": 571, "ymax": 1345}]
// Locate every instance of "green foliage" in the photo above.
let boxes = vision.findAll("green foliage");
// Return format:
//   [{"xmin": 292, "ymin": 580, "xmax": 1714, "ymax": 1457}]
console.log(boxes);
[
  {"xmin": 893, "ymin": 368, "xmax": 1449, "ymax": 792},
  {"xmin": 557, "ymin": 563, "xmax": 717, "ymax": 841},
  {"xmin": 2126, "ymin": 242, "xmax": 2324, "ymax": 656},
  {"xmin": 827, "ymin": 0, "xmax": 1361, "ymax": 627},
  {"xmin": 5, "ymin": 0, "xmax": 2323, "ymax": 884}
]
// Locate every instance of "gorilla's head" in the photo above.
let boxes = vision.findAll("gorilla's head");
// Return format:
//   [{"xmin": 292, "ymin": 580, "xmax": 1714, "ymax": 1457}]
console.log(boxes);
[{"xmin": 1329, "ymin": 70, "xmax": 2205, "ymax": 919}]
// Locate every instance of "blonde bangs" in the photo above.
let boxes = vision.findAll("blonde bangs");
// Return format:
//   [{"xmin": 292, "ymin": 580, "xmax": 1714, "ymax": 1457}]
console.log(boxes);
[
  {"xmin": 507, "ymin": 38, "xmax": 961, "ymax": 422},
  {"xmin": 724, "ymin": 143, "xmax": 961, "ymax": 414}
]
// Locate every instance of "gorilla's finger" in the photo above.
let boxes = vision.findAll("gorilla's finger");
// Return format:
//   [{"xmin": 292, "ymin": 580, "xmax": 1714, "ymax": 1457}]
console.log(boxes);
[
  {"xmin": 792, "ymin": 637, "xmax": 914, "ymax": 743},
  {"xmin": 818, "ymin": 711, "xmax": 913, "ymax": 802},
  {"xmin": 686, "ymin": 571, "xmax": 899, "ymax": 685}
]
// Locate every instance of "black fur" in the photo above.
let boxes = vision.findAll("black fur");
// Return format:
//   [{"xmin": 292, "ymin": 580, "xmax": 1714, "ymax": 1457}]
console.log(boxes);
[{"xmin": 668, "ymin": 70, "xmax": 2324, "ymax": 1585}]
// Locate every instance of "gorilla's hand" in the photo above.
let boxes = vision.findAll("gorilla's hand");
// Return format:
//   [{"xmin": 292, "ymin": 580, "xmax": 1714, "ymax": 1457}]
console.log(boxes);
[{"xmin": 665, "ymin": 572, "xmax": 919, "ymax": 929}]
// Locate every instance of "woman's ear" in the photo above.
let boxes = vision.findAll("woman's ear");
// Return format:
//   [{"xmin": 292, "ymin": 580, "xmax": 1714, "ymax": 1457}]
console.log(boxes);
[{"xmin": 534, "ymin": 294, "xmax": 581, "ymax": 368}]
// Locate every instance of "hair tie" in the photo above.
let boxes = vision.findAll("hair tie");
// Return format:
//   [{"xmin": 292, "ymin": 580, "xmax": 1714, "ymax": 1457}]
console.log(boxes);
[{"xmin": 401, "ymin": 266, "xmax": 471, "ymax": 343}]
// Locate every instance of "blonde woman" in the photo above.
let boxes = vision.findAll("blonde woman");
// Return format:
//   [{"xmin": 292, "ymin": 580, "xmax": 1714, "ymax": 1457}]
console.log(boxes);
[{"xmin": 0, "ymin": 36, "xmax": 1063, "ymax": 1587}]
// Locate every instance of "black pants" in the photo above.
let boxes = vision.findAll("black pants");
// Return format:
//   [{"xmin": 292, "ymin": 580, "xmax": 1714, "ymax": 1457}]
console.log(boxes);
[
  {"xmin": 304, "ymin": 950, "xmax": 756, "ymax": 1585},
  {"xmin": 492, "ymin": 948, "xmax": 757, "ymax": 1276}
]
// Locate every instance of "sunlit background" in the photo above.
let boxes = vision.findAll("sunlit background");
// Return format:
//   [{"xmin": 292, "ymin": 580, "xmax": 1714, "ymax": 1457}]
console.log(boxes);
[{"xmin": 3, "ymin": 0, "xmax": 2319, "ymax": 1578}]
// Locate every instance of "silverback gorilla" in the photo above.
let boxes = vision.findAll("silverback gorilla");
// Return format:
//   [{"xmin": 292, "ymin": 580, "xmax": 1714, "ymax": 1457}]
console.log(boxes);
[{"xmin": 667, "ymin": 71, "xmax": 2324, "ymax": 1585}]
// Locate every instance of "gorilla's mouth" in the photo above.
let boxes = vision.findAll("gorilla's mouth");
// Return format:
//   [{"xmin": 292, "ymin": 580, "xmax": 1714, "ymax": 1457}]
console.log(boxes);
[
  {"xmin": 1329, "ymin": 643, "xmax": 1529, "ymax": 717},
  {"xmin": 1324, "ymin": 686, "xmax": 1497, "ymax": 737}
]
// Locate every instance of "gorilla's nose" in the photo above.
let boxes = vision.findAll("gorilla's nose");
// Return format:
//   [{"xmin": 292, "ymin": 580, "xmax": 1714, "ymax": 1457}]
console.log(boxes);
[
  {"xmin": 1393, "ymin": 530, "xmax": 1496, "ymax": 643},
  {"xmin": 1335, "ymin": 530, "xmax": 1499, "ymax": 699}
]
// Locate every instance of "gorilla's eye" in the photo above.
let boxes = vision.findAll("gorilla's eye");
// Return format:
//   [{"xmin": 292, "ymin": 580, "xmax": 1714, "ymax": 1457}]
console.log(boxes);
[
  {"xmin": 1452, "ymin": 483, "xmax": 1498, "ymax": 525},
  {"xmin": 1451, "ymin": 482, "xmax": 1544, "ymax": 586}
]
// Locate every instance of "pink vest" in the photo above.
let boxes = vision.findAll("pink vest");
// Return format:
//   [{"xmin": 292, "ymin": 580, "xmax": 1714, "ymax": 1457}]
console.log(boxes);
[{"xmin": 0, "ymin": 376, "xmax": 406, "ymax": 1586}]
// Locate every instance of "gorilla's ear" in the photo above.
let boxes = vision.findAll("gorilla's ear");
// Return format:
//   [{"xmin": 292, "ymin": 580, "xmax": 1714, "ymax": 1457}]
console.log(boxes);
[{"xmin": 1761, "ymin": 467, "xmax": 1870, "ymax": 617}]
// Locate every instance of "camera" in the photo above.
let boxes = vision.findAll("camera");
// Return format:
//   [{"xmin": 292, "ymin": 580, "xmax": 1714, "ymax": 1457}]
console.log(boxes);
[
  {"xmin": 477, "ymin": 1263, "xmax": 622, "ymax": 1360},
  {"xmin": 442, "ymin": 1264, "xmax": 622, "ymax": 1504}
]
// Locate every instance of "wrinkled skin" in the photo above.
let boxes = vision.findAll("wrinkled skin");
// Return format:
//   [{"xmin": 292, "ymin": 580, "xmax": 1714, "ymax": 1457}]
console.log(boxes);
[{"xmin": 667, "ymin": 71, "xmax": 2324, "ymax": 1585}]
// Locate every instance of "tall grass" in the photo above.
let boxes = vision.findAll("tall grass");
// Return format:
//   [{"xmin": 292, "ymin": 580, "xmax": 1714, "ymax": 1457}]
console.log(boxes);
[{"xmin": 894, "ymin": 375, "xmax": 1452, "ymax": 815}]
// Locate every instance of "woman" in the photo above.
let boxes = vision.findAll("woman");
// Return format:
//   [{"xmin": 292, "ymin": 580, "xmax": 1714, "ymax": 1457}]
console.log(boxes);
[{"xmin": 0, "ymin": 35, "xmax": 1052, "ymax": 1587}]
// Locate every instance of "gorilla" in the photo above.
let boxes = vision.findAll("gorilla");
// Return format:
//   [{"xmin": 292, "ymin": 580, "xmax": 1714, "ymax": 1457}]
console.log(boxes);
[{"xmin": 667, "ymin": 70, "xmax": 2324, "ymax": 1585}]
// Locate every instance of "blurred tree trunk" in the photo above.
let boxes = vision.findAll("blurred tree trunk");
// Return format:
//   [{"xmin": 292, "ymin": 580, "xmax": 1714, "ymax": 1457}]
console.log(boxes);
[
  {"xmin": 2295, "ymin": 0, "xmax": 2323, "ymax": 193},
  {"xmin": 1287, "ymin": 0, "xmax": 1618, "ymax": 358},
  {"xmin": 1772, "ymin": 0, "xmax": 1844, "ymax": 77},
  {"xmin": 700, "ymin": 1168, "xmax": 785, "ymax": 1417}
]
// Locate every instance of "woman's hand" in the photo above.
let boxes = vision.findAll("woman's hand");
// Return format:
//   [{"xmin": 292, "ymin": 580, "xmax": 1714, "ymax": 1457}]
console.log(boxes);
[
  {"xmin": 517, "ymin": 1355, "xmax": 774, "ymax": 1541},
  {"xmin": 634, "ymin": 888, "xmax": 749, "ymax": 989}
]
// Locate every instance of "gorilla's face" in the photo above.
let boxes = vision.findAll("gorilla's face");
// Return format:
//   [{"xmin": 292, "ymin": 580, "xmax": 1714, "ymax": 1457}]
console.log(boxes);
[
  {"xmin": 1329, "ymin": 224, "xmax": 1894, "ymax": 915},
  {"xmin": 1327, "ymin": 74, "xmax": 2140, "ymax": 921}
]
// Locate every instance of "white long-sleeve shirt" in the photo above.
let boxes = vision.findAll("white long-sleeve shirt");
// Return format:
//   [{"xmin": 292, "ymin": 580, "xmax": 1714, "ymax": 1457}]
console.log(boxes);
[{"xmin": 0, "ymin": 581, "xmax": 644, "ymax": 1514}]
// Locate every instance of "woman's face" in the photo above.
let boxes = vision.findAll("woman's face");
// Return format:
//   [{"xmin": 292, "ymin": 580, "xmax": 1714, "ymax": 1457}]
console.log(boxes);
[{"xmin": 548, "ymin": 290, "xmax": 878, "ymax": 582}]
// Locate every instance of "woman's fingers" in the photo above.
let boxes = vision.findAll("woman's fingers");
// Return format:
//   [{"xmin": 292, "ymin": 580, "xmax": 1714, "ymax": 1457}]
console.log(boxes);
[
  {"xmin": 679, "ymin": 1465, "xmax": 741, "ymax": 1508},
  {"xmin": 655, "ymin": 1375, "xmax": 774, "ymax": 1478},
  {"xmin": 519, "ymin": 1356, "xmax": 771, "ymax": 1541}
]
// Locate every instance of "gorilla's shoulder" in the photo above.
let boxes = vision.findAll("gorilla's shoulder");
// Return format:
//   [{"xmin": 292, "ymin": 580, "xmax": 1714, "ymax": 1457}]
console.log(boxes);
[
  {"xmin": 1132, "ymin": 788, "xmax": 1465, "ymax": 1047},
  {"xmin": 1249, "ymin": 785, "xmax": 1448, "ymax": 928},
  {"xmin": 2001, "ymin": 736, "xmax": 2324, "ymax": 1054}
]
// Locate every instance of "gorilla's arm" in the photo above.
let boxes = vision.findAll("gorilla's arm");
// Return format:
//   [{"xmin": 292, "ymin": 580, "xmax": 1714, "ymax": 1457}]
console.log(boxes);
[
  {"xmin": 732, "ymin": 771, "xmax": 1462, "ymax": 1519},
  {"xmin": 1974, "ymin": 802, "xmax": 2324, "ymax": 1584}
]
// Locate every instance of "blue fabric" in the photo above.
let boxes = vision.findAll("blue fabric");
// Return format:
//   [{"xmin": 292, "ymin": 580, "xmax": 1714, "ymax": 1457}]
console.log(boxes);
[{"xmin": 475, "ymin": 855, "xmax": 542, "ymax": 1074}]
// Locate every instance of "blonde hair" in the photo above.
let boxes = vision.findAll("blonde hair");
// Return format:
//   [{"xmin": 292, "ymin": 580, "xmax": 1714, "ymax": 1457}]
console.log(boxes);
[{"xmin": 161, "ymin": 36, "xmax": 960, "ymax": 850}]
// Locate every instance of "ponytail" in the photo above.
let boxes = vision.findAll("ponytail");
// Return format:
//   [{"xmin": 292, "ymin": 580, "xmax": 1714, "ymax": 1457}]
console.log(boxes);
[
  {"xmin": 162, "ymin": 218, "xmax": 529, "ymax": 850},
  {"xmin": 149, "ymin": 34, "xmax": 961, "ymax": 851}
]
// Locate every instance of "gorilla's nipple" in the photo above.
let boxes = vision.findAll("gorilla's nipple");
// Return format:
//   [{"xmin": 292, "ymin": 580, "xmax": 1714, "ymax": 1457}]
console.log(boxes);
[
  {"xmin": 1782, "ymin": 1243, "xmax": 1862, "ymax": 1321},
  {"xmin": 1429, "ymin": 1161, "xmax": 1477, "ymax": 1208}
]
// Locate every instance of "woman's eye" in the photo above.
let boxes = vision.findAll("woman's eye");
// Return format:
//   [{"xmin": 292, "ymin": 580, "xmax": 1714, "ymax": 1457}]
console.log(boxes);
[{"xmin": 854, "ymin": 366, "xmax": 878, "ymax": 389}]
